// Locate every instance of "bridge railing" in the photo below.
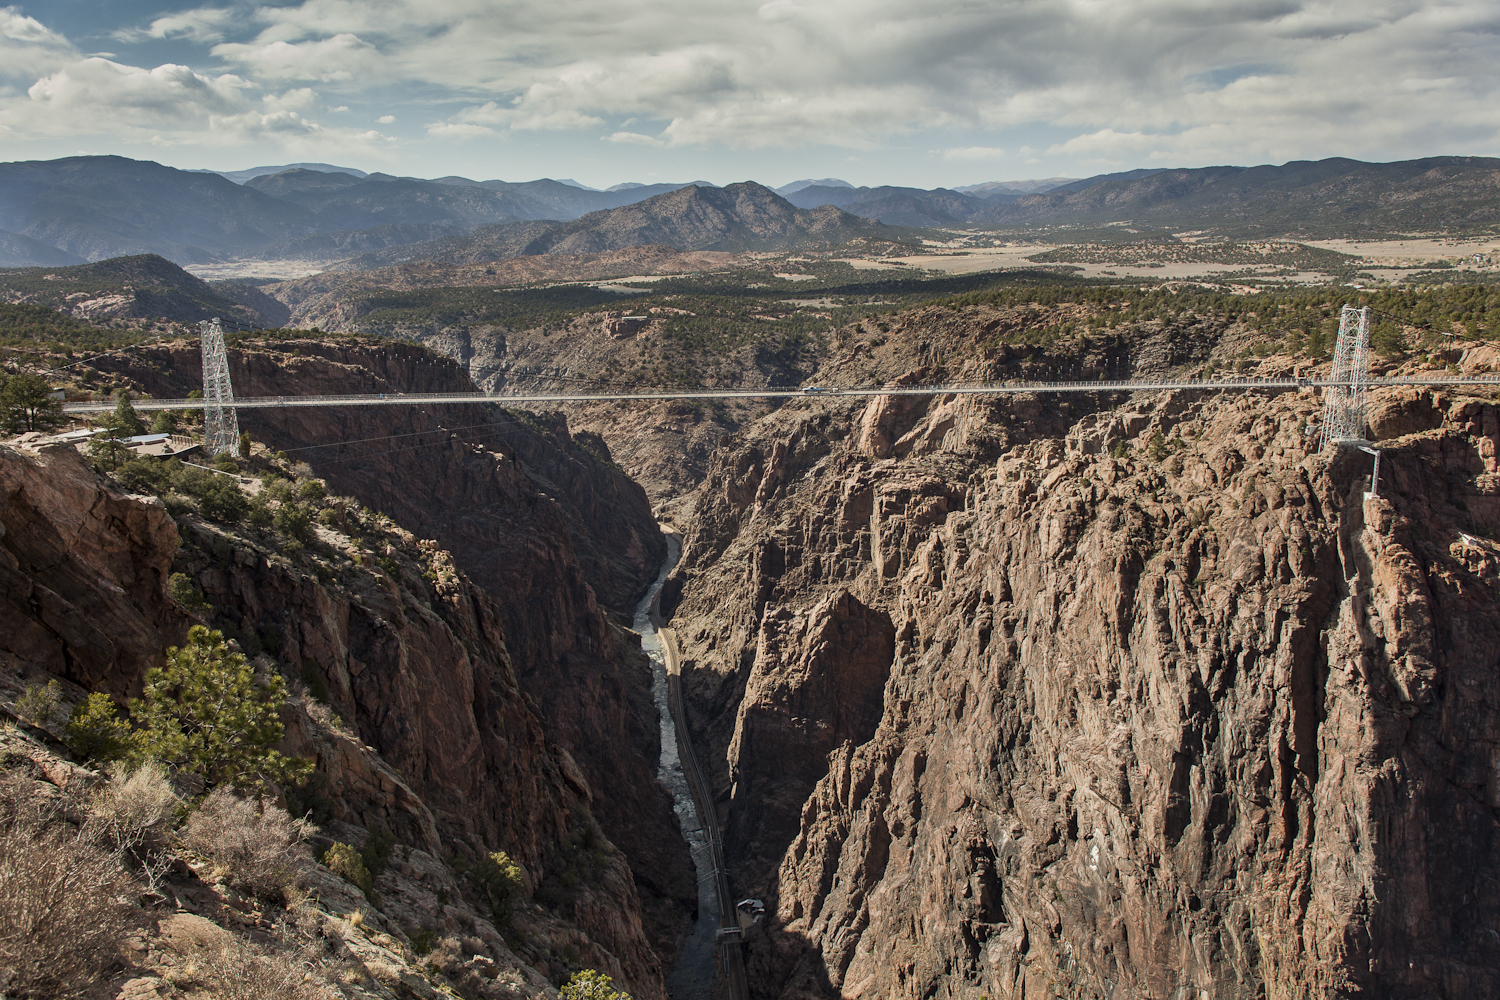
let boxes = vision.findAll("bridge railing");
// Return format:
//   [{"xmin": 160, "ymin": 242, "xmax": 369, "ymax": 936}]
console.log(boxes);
[{"xmin": 56, "ymin": 375, "xmax": 1500, "ymax": 414}]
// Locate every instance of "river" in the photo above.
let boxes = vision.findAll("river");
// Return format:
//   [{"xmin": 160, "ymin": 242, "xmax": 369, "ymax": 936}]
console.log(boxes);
[{"xmin": 632, "ymin": 531, "xmax": 719, "ymax": 1000}]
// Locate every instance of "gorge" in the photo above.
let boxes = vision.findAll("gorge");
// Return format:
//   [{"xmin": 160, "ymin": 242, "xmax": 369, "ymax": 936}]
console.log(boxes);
[{"xmin": 3, "ymin": 283, "xmax": 1499, "ymax": 1000}]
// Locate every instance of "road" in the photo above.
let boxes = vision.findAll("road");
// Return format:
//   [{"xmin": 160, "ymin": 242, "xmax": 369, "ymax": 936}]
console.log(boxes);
[
  {"xmin": 654, "ymin": 622, "xmax": 749, "ymax": 1000},
  {"xmin": 56, "ymin": 374, "xmax": 1500, "ymax": 414}
]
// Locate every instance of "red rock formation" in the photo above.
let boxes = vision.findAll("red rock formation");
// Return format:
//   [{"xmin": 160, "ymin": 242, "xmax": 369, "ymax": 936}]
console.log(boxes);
[
  {"xmin": 0, "ymin": 442, "xmax": 664, "ymax": 995},
  {"xmin": 668, "ymin": 376, "xmax": 1500, "ymax": 998}
]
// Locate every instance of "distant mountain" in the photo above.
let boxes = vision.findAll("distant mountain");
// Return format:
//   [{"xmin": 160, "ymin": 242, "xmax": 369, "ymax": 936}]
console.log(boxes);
[
  {"xmin": 0, "ymin": 254, "xmax": 263, "ymax": 324},
  {"xmin": 240, "ymin": 223, "xmax": 466, "ymax": 262},
  {"xmin": 776, "ymin": 178, "xmax": 854, "ymax": 195},
  {"xmin": 555, "ymin": 179, "xmax": 595, "ymax": 190},
  {"xmin": 334, "ymin": 182, "xmax": 886, "ymax": 269},
  {"xmin": 0, "ymin": 156, "xmax": 308, "ymax": 264},
  {"xmin": 0, "ymin": 229, "xmax": 85, "ymax": 267},
  {"xmin": 783, "ymin": 184, "xmax": 990, "ymax": 226},
  {"xmin": 955, "ymin": 177, "xmax": 1078, "ymax": 196},
  {"xmin": 198, "ymin": 163, "xmax": 368, "ymax": 185},
  {"xmin": 431, "ymin": 177, "xmax": 727, "ymax": 220},
  {"xmin": 1044, "ymin": 168, "xmax": 1168, "ymax": 194},
  {"xmin": 243, "ymin": 169, "xmax": 544, "ymax": 230},
  {"xmin": 977, "ymin": 157, "xmax": 1500, "ymax": 233}
]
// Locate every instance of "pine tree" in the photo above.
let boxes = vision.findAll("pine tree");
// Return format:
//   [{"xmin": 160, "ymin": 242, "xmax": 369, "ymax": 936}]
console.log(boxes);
[
  {"xmin": 131, "ymin": 626, "xmax": 311, "ymax": 790},
  {"xmin": 0, "ymin": 371, "xmax": 65, "ymax": 433}
]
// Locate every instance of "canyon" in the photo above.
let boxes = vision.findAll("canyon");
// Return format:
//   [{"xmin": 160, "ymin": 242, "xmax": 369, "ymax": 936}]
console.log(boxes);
[{"xmin": 3, "ymin": 287, "xmax": 1500, "ymax": 999}]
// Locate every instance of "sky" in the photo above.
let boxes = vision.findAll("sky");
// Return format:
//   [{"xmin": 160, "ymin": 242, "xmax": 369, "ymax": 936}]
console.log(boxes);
[{"xmin": 1, "ymin": 0, "xmax": 1498, "ymax": 189}]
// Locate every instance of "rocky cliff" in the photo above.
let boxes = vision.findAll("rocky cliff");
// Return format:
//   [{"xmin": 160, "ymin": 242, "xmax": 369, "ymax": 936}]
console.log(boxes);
[
  {"xmin": 663, "ymin": 301, "xmax": 1500, "ymax": 999},
  {"xmin": 92, "ymin": 339, "xmax": 692, "ymax": 967},
  {"xmin": 0, "ymin": 441, "xmax": 661, "ymax": 996}
]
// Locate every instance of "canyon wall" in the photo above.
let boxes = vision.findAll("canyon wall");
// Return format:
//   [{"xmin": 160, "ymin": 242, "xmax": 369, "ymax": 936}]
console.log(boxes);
[
  {"xmin": 0, "ymin": 441, "xmax": 663, "ymax": 994},
  {"xmin": 95, "ymin": 340, "xmax": 692, "ymax": 966},
  {"xmin": 666, "ymin": 312, "xmax": 1500, "ymax": 998}
]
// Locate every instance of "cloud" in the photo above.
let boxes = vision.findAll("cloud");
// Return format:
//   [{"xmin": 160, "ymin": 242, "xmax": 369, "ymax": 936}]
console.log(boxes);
[
  {"xmin": 377, "ymin": 114, "xmax": 394, "ymax": 123},
  {"xmin": 0, "ymin": 5, "xmax": 77, "ymax": 80},
  {"xmin": 6, "ymin": 0, "xmax": 1500, "ymax": 169},
  {"xmin": 215, "ymin": 0, "xmax": 1499, "ymax": 163},
  {"xmin": 116, "ymin": 7, "xmax": 237, "ymax": 44},
  {"xmin": 604, "ymin": 131, "xmax": 664, "ymax": 146},
  {"xmin": 425, "ymin": 121, "xmax": 496, "ymax": 138},
  {"xmin": 211, "ymin": 33, "xmax": 381, "ymax": 83}
]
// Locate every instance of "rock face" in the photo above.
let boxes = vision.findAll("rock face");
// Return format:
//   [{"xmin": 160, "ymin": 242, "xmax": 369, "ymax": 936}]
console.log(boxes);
[
  {"xmin": 0, "ymin": 442, "xmax": 663, "ymax": 995},
  {"xmin": 93, "ymin": 340, "xmax": 692, "ymax": 970},
  {"xmin": 0, "ymin": 443, "xmax": 188, "ymax": 694},
  {"xmin": 667, "ymin": 363, "xmax": 1500, "ymax": 997}
]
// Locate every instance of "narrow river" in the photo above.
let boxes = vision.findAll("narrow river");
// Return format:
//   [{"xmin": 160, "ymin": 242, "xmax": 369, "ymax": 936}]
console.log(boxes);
[{"xmin": 632, "ymin": 532, "xmax": 719, "ymax": 1000}]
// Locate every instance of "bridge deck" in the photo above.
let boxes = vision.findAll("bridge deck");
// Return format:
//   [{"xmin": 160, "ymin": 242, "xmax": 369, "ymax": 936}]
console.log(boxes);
[{"xmin": 56, "ymin": 375, "xmax": 1500, "ymax": 414}]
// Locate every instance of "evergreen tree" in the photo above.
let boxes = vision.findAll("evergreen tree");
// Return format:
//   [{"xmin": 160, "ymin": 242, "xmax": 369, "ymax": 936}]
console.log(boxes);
[
  {"xmin": 131, "ymin": 626, "xmax": 311, "ymax": 790},
  {"xmin": 0, "ymin": 371, "xmax": 65, "ymax": 433},
  {"xmin": 113, "ymin": 391, "xmax": 145, "ymax": 436}
]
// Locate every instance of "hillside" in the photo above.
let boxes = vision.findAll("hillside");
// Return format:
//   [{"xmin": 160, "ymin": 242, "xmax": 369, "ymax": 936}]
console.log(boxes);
[
  {"xmin": 0, "ymin": 254, "xmax": 264, "ymax": 325},
  {"xmin": 334, "ymin": 182, "xmax": 890, "ymax": 269},
  {"xmin": 979, "ymin": 156, "xmax": 1500, "ymax": 235},
  {"xmin": 244, "ymin": 169, "xmax": 544, "ymax": 229},
  {"xmin": 0, "ymin": 156, "xmax": 306, "ymax": 263}
]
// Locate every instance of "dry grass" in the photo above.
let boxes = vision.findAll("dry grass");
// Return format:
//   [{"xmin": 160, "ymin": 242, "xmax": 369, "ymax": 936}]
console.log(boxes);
[
  {"xmin": 87, "ymin": 761, "xmax": 182, "ymax": 852},
  {"xmin": 181, "ymin": 788, "xmax": 313, "ymax": 901},
  {"xmin": 0, "ymin": 774, "xmax": 136, "ymax": 999},
  {"xmin": 201, "ymin": 940, "xmax": 338, "ymax": 1000}
]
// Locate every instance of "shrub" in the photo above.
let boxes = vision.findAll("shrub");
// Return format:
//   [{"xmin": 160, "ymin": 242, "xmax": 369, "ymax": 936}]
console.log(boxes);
[
  {"xmin": 0, "ymin": 775, "xmax": 136, "ymax": 999},
  {"xmin": 274, "ymin": 502, "xmax": 314, "ymax": 544},
  {"xmin": 323, "ymin": 842, "xmax": 373, "ymax": 894},
  {"xmin": 63, "ymin": 692, "xmax": 139, "ymax": 763},
  {"xmin": 360, "ymin": 825, "xmax": 396, "ymax": 879},
  {"xmin": 201, "ymin": 939, "xmax": 333, "ymax": 1000},
  {"xmin": 181, "ymin": 788, "xmax": 312, "ymax": 900},
  {"xmin": 472, "ymin": 850, "xmax": 525, "ymax": 922},
  {"xmin": 114, "ymin": 456, "xmax": 171, "ymax": 494},
  {"xmin": 168, "ymin": 571, "xmax": 211, "ymax": 612},
  {"xmin": 132, "ymin": 625, "xmax": 312, "ymax": 789},
  {"xmin": 561, "ymin": 969, "xmax": 632, "ymax": 1000},
  {"xmin": 87, "ymin": 762, "xmax": 181, "ymax": 852},
  {"xmin": 15, "ymin": 680, "xmax": 62, "ymax": 729},
  {"xmin": 299, "ymin": 479, "xmax": 326, "ymax": 502}
]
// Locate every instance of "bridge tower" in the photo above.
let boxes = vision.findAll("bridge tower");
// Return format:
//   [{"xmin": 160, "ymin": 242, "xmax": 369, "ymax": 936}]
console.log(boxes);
[
  {"xmin": 1319, "ymin": 305, "xmax": 1372, "ymax": 449},
  {"xmin": 199, "ymin": 317, "xmax": 240, "ymax": 457}
]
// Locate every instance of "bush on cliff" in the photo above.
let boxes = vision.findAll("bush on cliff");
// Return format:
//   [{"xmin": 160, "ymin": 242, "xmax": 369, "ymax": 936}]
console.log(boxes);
[
  {"xmin": 561, "ymin": 969, "xmax": 632, "ymax": 1000},
  {"xmin": 472, "ymin": 850, "xmax": 525, "ymax": 923},
  {"xmin": 63, "ymin": 692, "xmax": 141, "ymax": 763},
  {"xmin": 0, "ymin": 773, "xmax": 136, "ymax": 999},
  {"xmin": 181, "ymin": 787, "xmax": 312, "ymax": 901},
  {"xmin": 322, "ymin": 842, "xmax": 373, "ymax": 894},
  {"xmin": 131, "ymin": 625, "xmax": 312, "ymax": 790}
]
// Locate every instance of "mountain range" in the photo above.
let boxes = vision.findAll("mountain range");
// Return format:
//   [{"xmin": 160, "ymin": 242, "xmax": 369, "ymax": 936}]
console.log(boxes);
[{"xmin": 1, "ymin": 155, "xmax": 1498, "ymax": 271}]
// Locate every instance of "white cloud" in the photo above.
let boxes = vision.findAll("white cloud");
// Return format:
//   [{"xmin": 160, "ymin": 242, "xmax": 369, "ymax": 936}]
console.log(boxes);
[
  {"xmin": 377, "ymin": 114, "xmax": 394, "ymax": 123},
  {"xmin": 425, "ymin": 121, "xmax": 496, "ymax": 138},
  {"xmin": 117, "ymin": 8, "xmax": 237, "ymax": 43},
  {"xmin": 604, "ymin": 131, "xmax": 664, "ymax": 146},
  {"xmin": 211, "ymin": 33, "xmax": 381, "ymax": 83},
  {"xmin": 220, "ymin": 0, "xmax": 1495, "ymax": 162},
  {"xmin": 5, "ymin": 0, "xmax": 1500, "ymax": 169},
  {"xmin": 0, "ymin": 5, "xmax": 77, "ymax": 80}
]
